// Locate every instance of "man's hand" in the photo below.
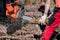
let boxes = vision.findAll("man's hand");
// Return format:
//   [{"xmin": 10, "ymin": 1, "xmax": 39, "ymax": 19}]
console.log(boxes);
[{"xmin": 39, "ymin": 14, "xmax": 47, "ymax": 25}]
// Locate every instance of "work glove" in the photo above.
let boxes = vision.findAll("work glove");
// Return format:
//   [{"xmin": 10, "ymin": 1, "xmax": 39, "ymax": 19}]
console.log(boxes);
[{"xmin": 39, "ymin": 14, "xmax": 47, "ymax": 25}]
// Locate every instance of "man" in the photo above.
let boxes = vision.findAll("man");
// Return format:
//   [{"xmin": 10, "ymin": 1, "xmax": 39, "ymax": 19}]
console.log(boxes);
[{"xmin": 40, "ymin": 0, "xmax": 60, "ymax": 40}]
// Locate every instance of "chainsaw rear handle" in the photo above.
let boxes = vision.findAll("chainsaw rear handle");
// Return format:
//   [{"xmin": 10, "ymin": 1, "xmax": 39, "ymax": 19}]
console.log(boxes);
[{"xmin": 11, "ymin": 2, "xmax": 24, "ymax": 11}]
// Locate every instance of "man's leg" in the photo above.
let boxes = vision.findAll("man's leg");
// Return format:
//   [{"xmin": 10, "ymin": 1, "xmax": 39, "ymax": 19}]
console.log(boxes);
[{"xmin": 40, "ymin": 11, "xmax": 60, "ymax": 40}]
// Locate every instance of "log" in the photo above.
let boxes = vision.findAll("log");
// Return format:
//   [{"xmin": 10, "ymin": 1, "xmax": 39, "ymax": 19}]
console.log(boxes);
[
  {"xmin": 24, "ymin": 11, "xmax": 42, "ymax": 17},
  {"xmin": 0, "ymin": 24, "xmax": 7, "ymax": 36},
  {"xmin": 14, "ymin": 24, "xmax": 42, "ymax": 35}
]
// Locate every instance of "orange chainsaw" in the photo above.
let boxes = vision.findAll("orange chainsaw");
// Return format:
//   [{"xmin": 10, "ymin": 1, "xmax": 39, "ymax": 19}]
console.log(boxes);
[{"xmin": 6, "ymin": 2, "xmax": 24, "ymax": 19}]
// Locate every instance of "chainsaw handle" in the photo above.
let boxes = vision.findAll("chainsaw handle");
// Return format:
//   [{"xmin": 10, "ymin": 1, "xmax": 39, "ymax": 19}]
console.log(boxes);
[{"xmin": 11, "ymin": 2, "xmax": 24, "ymax": 11}]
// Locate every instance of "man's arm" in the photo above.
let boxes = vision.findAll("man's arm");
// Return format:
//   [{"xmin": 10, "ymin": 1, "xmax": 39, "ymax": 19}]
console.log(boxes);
[
  {"xmin": 44, "ymin": 0, "xmax": 50, "ymax": 14},
  {"xmin": 39, "ymin": 0, "xmax": 51, "ymax": 25}
]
